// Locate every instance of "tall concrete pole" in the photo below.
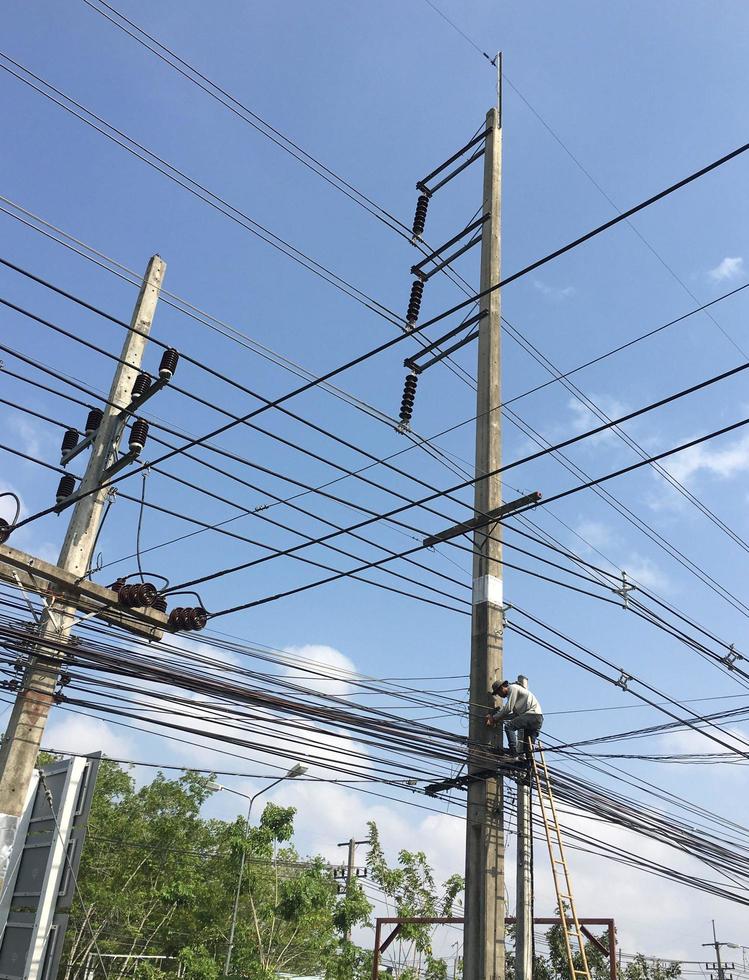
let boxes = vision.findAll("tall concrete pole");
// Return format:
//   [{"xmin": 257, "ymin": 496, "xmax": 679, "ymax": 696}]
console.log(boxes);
[
  {"xmin": 463, "ymin": 105, "xmax": 503, "ymax": 980},
  {"xmin": 711, "ymin": 921, "xmax": 726, "ymax": 980},
  {"xmin": 0, "ymin": 256, "xmax": 165, "ymax": 859},
  {"xmin": 345, "ymin": 838, "xmax": 356, "ymax": 943},
  {"xmin": 515, "ymin": 675, "xmax": 533, "ymax": 980}
]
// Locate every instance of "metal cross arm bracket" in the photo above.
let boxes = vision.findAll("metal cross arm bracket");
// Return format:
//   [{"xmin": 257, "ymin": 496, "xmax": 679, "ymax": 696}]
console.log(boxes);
[
  {"xmin": 411, "ymin": 214, "xmax": 490, "ymax": 280},
  {"xmin": 407, "ymin": 328, "xmax": 480, "ymax": 375},
  {"xmin": 404, "ymin": 311, "xmax": 486, "ymax": 373},
  {"xmin": 425, "ymin": 762, "xmax": 528, "ymax": 797},
  {"xmin": 722, "ymin": 644, "xmax": 742, "ymax": 670},
  {"xmin": 60, "ymin": 430, "xmax": 96, "ymax": 468},
  {"xmin": 60, "ymin": 368, "xmax": 173, "ymax": 468},
  {"xmin": 102, "ymin": 447, "xmax": 141, "ymax": 481},
  {"xmin": 422, "ymin": 490, "xmax": 542, "ymax": 548},
  {"xmin": 416, "ymin": 127, "xmax": 490, "ymax": 195}
]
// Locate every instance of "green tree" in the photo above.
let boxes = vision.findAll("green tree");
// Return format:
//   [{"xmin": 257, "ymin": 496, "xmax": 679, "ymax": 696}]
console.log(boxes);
[
  {"xmin": 622, "ymin": 954, "xmax": 681, "ymax": 980},
  {"xmin": 60, "ymin": 762, "xmax": 372, "ymax": 980},
  {"xmin": 366, "ymin": 821, "xmax": 464, "ymax": 980},
  {"xmin": 510, "ymin": 925, "xmax": 682, "ymax": 980}
]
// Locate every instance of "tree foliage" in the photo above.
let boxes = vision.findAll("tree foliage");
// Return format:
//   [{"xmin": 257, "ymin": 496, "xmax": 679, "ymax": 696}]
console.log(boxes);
[
  {"xmin": 505, "ymin": 923, "xmax": 681, "ymax": 980},
  {"xmin": 58, "ymin": 763, "xmax": 680, "ymax": 980},
  {"xmin": 60, "ymin": 762, "xmax": 371, "ymax": 980},
  {"xmin": 366, "ymin": 821, "xmax": 464, "ymax": 980}
]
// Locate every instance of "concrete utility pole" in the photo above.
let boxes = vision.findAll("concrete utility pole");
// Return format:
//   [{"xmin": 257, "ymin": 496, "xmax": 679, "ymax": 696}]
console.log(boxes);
[
  {"xmin": 515, "ymin": 675, "xmax": 533, "ymax": 980},
  {"xmin": 702, "ymin": 921, "xmax": 737, "ymax": 980},
  {"xmin": 0, "ymin": 256, "xmax": 166, "ymax": 853},
  {"xmin": 337, "ymin": 837, "xmax": 367, "ymax": 942},
  {"xmin": 463, "ymin": 104, "xmax": 504, "ymax": 980}
]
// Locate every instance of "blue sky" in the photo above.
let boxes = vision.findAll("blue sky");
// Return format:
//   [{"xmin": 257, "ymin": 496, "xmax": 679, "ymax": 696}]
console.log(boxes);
[{"xmin": 2, "ymin": 0, "xmax": 749, "ymax": 958}]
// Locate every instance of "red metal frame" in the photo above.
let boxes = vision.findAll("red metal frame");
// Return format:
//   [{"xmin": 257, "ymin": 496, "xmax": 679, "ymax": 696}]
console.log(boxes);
[{"xmin": 372, "ymin": 916, "xmax": 617, "ymax": 980}]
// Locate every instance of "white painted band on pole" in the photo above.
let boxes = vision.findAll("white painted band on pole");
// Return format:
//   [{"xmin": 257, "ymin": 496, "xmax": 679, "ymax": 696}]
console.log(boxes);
[{"xmin": 472, "ymin": 574, "xmax": 503, "ymax": 606}]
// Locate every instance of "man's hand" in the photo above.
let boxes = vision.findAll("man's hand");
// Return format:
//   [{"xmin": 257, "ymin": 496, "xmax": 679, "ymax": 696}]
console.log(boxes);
[{"xmin": 485, "ymin": 714, "xmax": 495, "ymax": 727}]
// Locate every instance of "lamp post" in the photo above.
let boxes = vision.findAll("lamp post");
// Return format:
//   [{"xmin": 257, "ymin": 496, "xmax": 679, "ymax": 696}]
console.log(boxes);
[{"xmin": 210, "ymin": 763, "xmax": 308, "ymax": 975}]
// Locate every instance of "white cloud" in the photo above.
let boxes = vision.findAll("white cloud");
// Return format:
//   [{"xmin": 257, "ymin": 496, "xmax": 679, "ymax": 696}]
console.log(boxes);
[
  {"xmin": 533, "ymin": 279, "xmax": 575, "ymax": 301},
  {"xmin": 4, "ymin": 414, "xmax": 55, "ymax": 461},
  {"xmin": 567, "ymin": 395, "xmax": 629, "ymax": 448},
  {"xmin": 662, "ymin": 431, "xmax": 749, "ymax": 484},
  {"xmin": 621, "ymin": 554, "xmax": 671, "ymax": 593},
  {"xmin": 708, "ymin": 256, "xmax": 744, "ymax": 283},
  {"xmin": 573, "ymin": 520, "xmax": 614, "ymax": 551},
  {"xmin": 45, "ymin": 713, "xmax": 134, "ymax": 759},
  {"xmin": 282, "ymin": 643, "xmax": 358, "ymax": 698}
]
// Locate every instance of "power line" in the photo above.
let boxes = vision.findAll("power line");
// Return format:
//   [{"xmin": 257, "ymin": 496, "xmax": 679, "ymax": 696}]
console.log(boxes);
[
  {"xmin": 78, "ymin": 0, "xmax": 414, "ymax": 239},
  {"xmin": 149, "ymin": 359, "xmax": 749, "ymax": 598},
  {"xmin": 6, "ymin": 352, "xmax": 747, "ymax": 678},
  {"xmin": 420, "ymin": 0, "xmax": 749, "ymax": 363},
  {"xmin": 0, "ymin": 52, "xmax": 403, "ymax": 326},
  {"xmin": 12, "ymin": 247, "xmax": 749, "ymax": 615},
  {"xmin": 3, "ymin": 60, "xmax": 748, "ymax": 524},
  {"xmin": 201, "ymin": 413, "xmax": 749, "ymax": 616}
]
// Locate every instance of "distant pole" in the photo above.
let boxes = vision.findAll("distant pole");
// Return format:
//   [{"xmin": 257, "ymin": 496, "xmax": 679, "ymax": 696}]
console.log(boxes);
[
  {"xmin": 715, "ymin": 922, "xmax": 725, "ymax": 980},
  {"xmin": 345, "ymin": 837, "xmax": 356, "ymax": 943},
  {"xmin": 463, "ymin": 100, "xmax": 504, "ymax": 980},
  {"xmin": 701, "ymin": 921, "xmax": 739, "ymax": 980},
  {"xmin": 706, "ymin": 921, "xmax": 726, "ymax": 980},
  {"xmin": 0, "ymin": 256, "xmax": 165, "ymax": 856},
  {"xmin": 515, "ymin": 675, "xmax": 533, "ymax": 980},
  {"xmin": 337, "ymin": 837, "xmax": 367, "ymax": 943}
]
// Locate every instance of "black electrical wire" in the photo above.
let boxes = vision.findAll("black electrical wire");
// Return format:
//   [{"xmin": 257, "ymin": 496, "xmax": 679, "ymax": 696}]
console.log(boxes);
[
  {"xmin": 4, "ymin": 584, "xmax": 748, "ymax": 876},
  {"xmin": 9, "ymin": 273, "xmax": 749, "ymax": 629},
  {"xmin": 199, "ymin": 409, "xmax": 749, "ymax": 615},
  {"xmin": 2, "ymin": 381, "xmax": 637, "ymax": 614},
  {"xmin": 0, "ymin": 375, "xmax": 481, "ymax": 609},
  {"xmin": 161, "ymin": 388, "xmax": 749, "ymax": 606},
  {"xmin": 4, "ymin": 185, "xmax": 748, "ymax": 624},
  {"xmin": 0, "ymin": 193, "xmax": 479, "ymax": 456},
  {"xmin": 499, "ymin": 403, "xmax": 749, "ymax": 619},
  {"xmin": 78, "ymin": 0, "xmax": 415, "ymax": 241},
  {"xmin": 4, "ymin": 59, "xmax": 748, "ymax": 612},
  {"xmin": 502, "ymin": 315, "xmax": 749, "ymax": 556},
  {"xmin": 0, "ymin": 53, "xmax": 404, "ymax": 328},
  {"xmin": 0, "ymin": 440, "xmax": 474, "ymax": 618},
  {"xmin": 6, "ymin": 616, "xmax": 749, "ymax": 904},
  {"xmin": 4, "ymin": 107, "xmax": 749, "ymax": 539},
  {"xmin": 0, "ymin": 261, "xmax": 484, "ymax": 535}
]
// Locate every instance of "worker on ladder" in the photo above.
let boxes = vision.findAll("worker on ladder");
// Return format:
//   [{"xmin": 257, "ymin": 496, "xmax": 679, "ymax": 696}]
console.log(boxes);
[{"xmin": 486, "ymin": 678, "xmax": 544, "ymax": 758}]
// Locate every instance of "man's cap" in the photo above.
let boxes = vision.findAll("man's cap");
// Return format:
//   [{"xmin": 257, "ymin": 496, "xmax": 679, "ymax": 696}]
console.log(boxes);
[{"xmin": 491, "ymin": 680, "xmax": 510, "ymax": 694}]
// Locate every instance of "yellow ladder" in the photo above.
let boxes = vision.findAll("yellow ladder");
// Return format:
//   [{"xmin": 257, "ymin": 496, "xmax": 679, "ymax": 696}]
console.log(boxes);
[{"xmin": 530, "ymin": 742, "xmax": 592, "ymax": 980}]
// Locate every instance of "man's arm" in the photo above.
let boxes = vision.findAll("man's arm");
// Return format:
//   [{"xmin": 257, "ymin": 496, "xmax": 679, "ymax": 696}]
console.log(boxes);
[{"xmin": 492, "ymin": 685, "xmax": 517, "ymax": 721}]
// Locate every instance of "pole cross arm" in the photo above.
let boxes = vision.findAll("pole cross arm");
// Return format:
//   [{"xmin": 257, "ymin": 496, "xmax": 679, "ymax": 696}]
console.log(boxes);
[
  {"xmin": 423, "ymin": 491, "xmax": 542, "ymax": 548},
  {"xmin": 0, "ymin": 542, "xmax": 166, "ymax": 640},
  {"xmin": 60, "ymin": 375, "xmax": 173, "ymax": 469},
  {"xmin": 425, "ymin": 761, "xmax": 528, "ymax": 796}
]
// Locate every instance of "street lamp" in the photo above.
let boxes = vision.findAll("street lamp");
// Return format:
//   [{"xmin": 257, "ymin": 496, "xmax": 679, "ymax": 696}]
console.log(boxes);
[{"xmin": 209, "ymin": 764, "xmax": 308, "ymax": 976}]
